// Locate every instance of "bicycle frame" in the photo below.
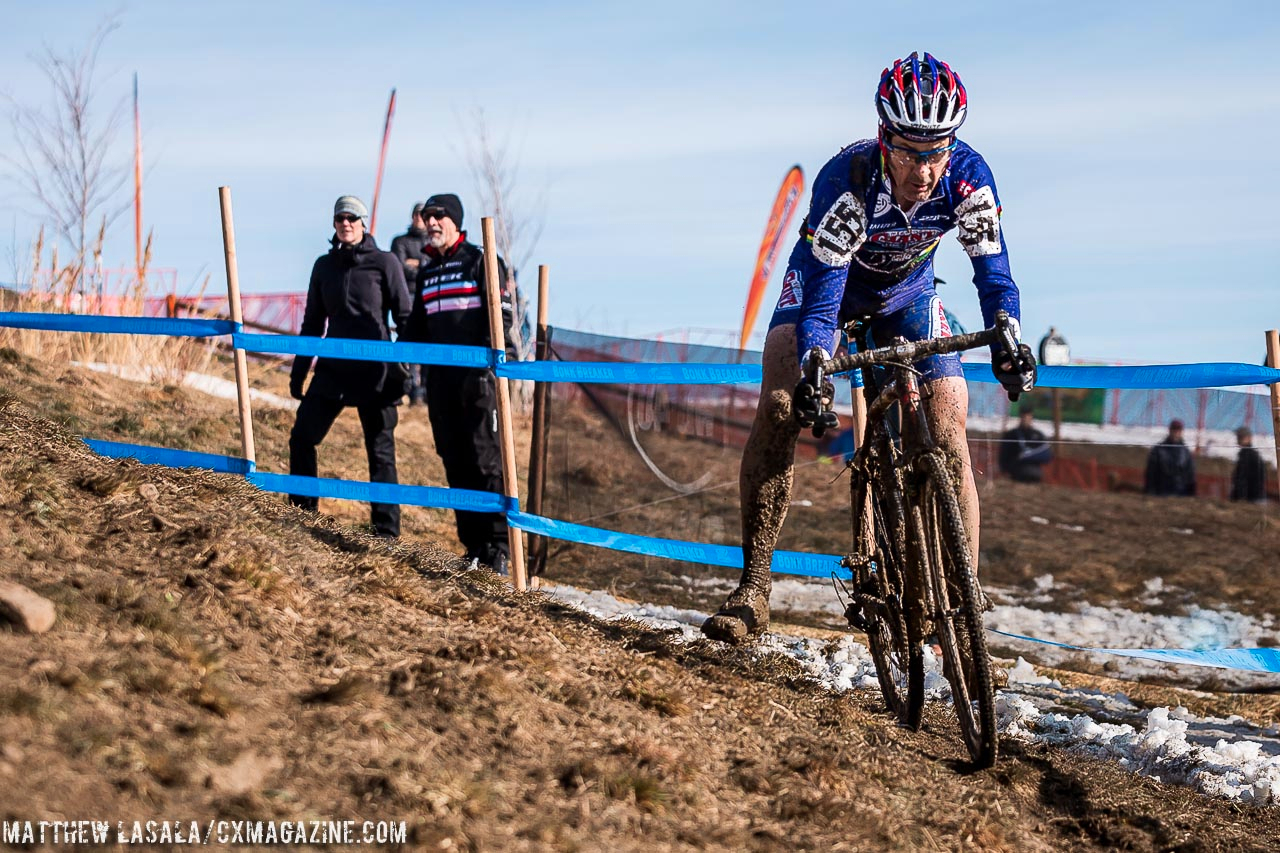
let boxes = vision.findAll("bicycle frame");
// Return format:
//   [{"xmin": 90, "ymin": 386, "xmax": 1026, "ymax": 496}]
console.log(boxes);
[{"xmin": 831, "ymin": 311, "xmax": 1016, "ymax": 766}]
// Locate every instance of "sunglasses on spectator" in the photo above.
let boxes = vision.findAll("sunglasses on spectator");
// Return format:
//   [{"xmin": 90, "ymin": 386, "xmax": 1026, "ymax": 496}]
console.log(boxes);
[
  {"xmin": 333, "ymin": 214, "xmax": 362, "ymax": 224},
  {"xmin": 422, "ymin": 208, "xmax": 449, "ymax": 220}
]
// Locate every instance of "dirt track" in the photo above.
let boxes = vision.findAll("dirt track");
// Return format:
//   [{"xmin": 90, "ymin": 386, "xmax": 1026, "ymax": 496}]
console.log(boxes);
[{"xmin": 3, "ymin": 347, "xmax": 1280, "ymax": 850}]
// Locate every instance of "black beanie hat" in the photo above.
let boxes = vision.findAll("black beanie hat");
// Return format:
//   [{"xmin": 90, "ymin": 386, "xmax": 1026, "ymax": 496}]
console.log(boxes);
[{"xmin": 422, "ymin": 193, "xmax": 464, "ymax": 229}]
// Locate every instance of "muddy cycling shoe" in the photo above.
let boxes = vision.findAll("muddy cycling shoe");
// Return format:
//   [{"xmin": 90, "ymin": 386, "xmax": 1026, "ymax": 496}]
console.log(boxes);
[{"xmin": 701, "ymin": 584, "xmax": 771, "ymax": 644}]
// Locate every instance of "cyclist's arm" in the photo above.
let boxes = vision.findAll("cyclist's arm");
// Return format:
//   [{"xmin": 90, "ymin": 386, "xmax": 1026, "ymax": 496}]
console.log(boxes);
[
  {"xmin": 793, "ymin": 153, "xmax": 868, "ymax": 366},
  {"xmin": 953, "ymin": 151, "xmax": 1021, "ymax": 346}
]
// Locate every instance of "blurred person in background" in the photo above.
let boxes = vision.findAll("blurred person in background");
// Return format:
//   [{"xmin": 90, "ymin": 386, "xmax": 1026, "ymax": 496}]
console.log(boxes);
[
  {"xmin": 401, "ymin": 193, "xmax": 517, "ymax": 574},
  {"xmin": 998, "ymin": 408, "xmax": 1053, "ymax": 483},
  {"xmin": 1144, "ymin": 418, "xmax": 1196, "ymax": 497},
  {"xmin": 1230, "ymin": 426, "xmax": 1267, "ymax": 503},
  {"xmin": 390, "ymin": 203, "xmax": 430, "ymax": 405},
  {"xmin": 288, "ymin": 195, "xmax": 413, "ymax": 539}
]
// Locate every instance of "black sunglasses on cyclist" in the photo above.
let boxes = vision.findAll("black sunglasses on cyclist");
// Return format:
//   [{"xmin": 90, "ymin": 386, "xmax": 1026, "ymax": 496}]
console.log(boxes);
[{"xmin": 334, "ymin": 214, "xmax": 362, "ymax": 224}]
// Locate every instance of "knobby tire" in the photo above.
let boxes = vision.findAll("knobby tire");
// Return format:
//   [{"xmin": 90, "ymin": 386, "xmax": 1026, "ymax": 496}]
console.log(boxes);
[
  {"xmin": 851, "ymin": 435, "xmax": 924, "ymax": 730},
  {"xmin": 917, "ymin": 452, "xmax": 998, "ymax": 767}
]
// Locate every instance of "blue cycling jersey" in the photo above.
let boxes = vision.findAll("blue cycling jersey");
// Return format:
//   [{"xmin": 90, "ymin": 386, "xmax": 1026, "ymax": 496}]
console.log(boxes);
[{"xmin": 776, "ymin": 138, "xmax": 1020, "ymax": 365}]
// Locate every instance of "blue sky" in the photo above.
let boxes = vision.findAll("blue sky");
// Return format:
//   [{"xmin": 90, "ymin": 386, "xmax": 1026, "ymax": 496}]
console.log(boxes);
[{"xmin": 1, "ymin": 1, "xmax": 1277, "ymax": 364}]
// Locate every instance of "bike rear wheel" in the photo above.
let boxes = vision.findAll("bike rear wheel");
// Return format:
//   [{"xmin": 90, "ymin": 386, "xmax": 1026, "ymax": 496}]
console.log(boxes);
[
  {"xmin": 850, "ymin": 438, "xmax": 924, "ymax": 730},
  {"xmin": 917, "ymin": 452, "xmax": 998, "ymax": 767}
]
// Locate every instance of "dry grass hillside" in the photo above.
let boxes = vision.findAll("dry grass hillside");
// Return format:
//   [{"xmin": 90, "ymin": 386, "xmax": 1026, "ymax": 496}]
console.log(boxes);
[{"xmin": 3, "ymin": 345, "xmax": 1280, "ymax": 850}]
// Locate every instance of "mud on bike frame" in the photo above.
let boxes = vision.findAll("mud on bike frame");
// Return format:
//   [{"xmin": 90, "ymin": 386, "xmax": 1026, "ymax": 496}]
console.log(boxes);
[{"xmin": 812, "ymin": 309, "xmax": 1022, "ymax": 768}]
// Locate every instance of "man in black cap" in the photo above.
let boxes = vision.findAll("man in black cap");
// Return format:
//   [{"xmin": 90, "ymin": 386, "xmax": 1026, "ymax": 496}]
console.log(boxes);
[
  {"xmin": 287, "ymin": 195, "xmax": 413, "ymax": 538},
  {"xmin": 1230, "ymin": 426, "xmax": 1268, "ymax": 503},
  {"xmin": 402, "ymin": 193, "xmax": 517, "ymax": 572},
  {"xmin": 1144, "ymin": 418, "xmax": 1196, "ymax": 497},
  {"xmin": 389, "ymin": 203, "xmax": 430, "ymax": 405}
]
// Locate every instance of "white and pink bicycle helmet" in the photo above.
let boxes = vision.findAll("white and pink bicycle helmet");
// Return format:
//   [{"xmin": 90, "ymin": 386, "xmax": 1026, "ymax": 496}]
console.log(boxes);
[{"xmin": 876, "ymin": 52, "xmax": 968, "ymax": 142}]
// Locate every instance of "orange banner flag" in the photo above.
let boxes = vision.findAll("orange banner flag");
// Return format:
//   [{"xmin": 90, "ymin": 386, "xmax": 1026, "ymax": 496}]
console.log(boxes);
[{"xmin": 740, "ymin": 165, "xmax": 804, "ymax": 350}]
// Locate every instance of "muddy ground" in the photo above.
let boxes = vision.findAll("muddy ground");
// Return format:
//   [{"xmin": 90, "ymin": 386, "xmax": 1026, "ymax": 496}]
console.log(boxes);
[{"xmin": 3, "ymin": 342, "xmax": 1280, "ymax": 850}]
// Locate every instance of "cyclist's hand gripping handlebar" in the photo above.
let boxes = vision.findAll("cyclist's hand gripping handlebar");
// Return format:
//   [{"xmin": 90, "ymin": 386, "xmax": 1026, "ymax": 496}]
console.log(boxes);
[
  {"xmin": 794, "ymin": 347, "xmax": 840, "ymax": 439},
  {"xmin": 991, "ymin": 310, "xmax": 1038, "ymax": 402}
]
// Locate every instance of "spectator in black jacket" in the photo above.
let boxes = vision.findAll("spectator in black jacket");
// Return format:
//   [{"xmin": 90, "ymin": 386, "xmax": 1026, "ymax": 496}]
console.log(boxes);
[
  {"xmin": 389, "ymin": 203, "xmax": 430, "ymax": 406},
  {"xmin": 1144, "ymin": 419, "xmax": 1196, "ymax": 497},
  {"xmin": 998, "ymin": 409, "xmax": 1053, "ymax": 483},
  {"xmin": 1230, "ymin": 426, "xmax": 1268, "ymax": 503},
  {"xmin": 389, "ymin": 203, "xmax": 429, "ymax": 282},
  {"xmin": 288, "ymin": 195, "xmax": 413, "ymax": 538},
  {"xmin": 401, "ymin": 193, "xmax": 516, "ymax": 573}
]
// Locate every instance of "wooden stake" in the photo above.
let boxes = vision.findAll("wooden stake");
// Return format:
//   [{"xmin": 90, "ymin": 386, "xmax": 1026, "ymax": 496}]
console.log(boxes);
[
  {"xmin": 1267, "ymin": 329, "xmax": 1280, "ymax": 499},
  {"xmin": 482, "ymin": 218, "xmax": 527, "ymax": 591},
  {"xmin": 526, "ymin": 265, "xmax": 551, "ymax": 586},
  {"xmin": 218, "ymin": 187, "xmax": 256, "ymax": 465}
]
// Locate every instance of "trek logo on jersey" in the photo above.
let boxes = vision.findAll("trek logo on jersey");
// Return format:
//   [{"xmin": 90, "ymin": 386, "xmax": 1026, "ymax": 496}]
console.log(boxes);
[
  {"xmin": 810, "ymin": 191, "xmax": 867, "ymax": 266},
  {"xmin": 929, "ymin": 295, "xmax": 952, "ymax": 339},
  {"xmin": 775, "ymin": 270, "xmax": 802, "ymax": 309}
]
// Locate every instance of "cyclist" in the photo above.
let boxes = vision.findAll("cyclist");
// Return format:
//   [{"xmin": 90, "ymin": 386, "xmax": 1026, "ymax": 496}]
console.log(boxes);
[{"xmin": 704, "ymin": 51, "xmax": 1036, "ymax": 643}]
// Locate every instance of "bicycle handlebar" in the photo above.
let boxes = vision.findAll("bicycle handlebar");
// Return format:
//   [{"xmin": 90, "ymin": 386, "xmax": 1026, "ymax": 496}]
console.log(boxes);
[{"xmin": 823, "ymin": 310, "xmax": 1019, "ymax": 376}]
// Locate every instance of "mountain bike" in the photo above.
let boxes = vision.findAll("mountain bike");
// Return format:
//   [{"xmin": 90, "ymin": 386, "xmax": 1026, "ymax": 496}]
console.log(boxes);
[{"xmin": 804, "ymin": 311, "xmax": 1027, "ymax": 768}]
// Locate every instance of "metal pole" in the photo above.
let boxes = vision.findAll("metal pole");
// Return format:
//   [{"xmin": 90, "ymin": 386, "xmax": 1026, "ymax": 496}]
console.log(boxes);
[
  {"xmin": 1267, "ymin": 330, "xmax": 1280, "ymax": 500},
  {"xmin": 218, "ymin": 187, "xmax": 256, "ymax": 466},
  {"xmin": 481, "ymin": 218, "xmax": 527, "ymax": 591},
  {"xmin": 1052, "ymin": 387, "xmax": 1062, "ymax": 443}
]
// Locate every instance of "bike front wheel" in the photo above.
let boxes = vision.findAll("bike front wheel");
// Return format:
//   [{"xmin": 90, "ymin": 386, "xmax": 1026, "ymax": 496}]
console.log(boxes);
[
  {"xmin": 917, "ymin": 452, "xmax": 998, "ymax": 767},
  {"xmin": 851, "ymin": 443, "xmax": 924, "ymax": 730}
]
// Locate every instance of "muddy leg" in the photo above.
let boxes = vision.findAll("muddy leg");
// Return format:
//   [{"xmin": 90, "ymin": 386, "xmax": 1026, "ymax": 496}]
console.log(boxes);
[
  {"xmin": 924, "ymin": 376, "xmax": 979, "ymax": 568},
  {"xmin": 924, "ymin": 377, "xmax": 1004, "ymax": 691},
  {"xmin": 701, "ymin": 325, "xmax": 802, "ymax": 643}
]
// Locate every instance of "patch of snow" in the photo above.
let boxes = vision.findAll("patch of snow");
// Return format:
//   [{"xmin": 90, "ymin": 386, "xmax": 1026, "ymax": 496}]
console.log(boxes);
[
  {"xmin": 77, "ymin": 362, "xmax": 296, "ymax": 410},
  {"xmin": 540, "ymin": 581, "xmax": 1280, "ymax": 807},
  {"xmin": 1006, "ymin": 657, "xmax": 1059, "ymax": 686}
]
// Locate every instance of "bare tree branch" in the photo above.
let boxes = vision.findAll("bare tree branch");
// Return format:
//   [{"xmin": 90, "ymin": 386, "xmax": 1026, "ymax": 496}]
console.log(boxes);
[
  {"xmin": 460, "ymin": 106, "xmax": 548, "ymax": 369},
  {"xmin": 3, "ymin": 17, "xmax": 130, "ymax": 291}
]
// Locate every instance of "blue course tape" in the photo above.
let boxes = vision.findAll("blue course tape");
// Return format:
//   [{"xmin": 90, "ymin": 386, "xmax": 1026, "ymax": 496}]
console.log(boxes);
[
  {"xmin": 0, "ymin": 312, "xmax": 236, "ymax": 338},
  {"xmin": 247, "ymin": 471, "xmax": 516, "ymax": 514},
  {"xmin": 964, "ymin": 362, "xmax": 1280, "ymax": 390},
  {"xmin": 233, "ymin": 333, "xmax": 493, "ymax": 369},
  {"xmin": 500, "ymin": 360, "xmax": 762, "ymax": 385},
  {"xmin": 84, "ymin": 438, "xmax": 253, "ymax": 475},
  {"xmin": 990, "ymin": 629, "xmax": 1280, "ymax": 674},
  {"xmin": 508, "ymin": 510, "xmax": 850, "ymax": 579}
]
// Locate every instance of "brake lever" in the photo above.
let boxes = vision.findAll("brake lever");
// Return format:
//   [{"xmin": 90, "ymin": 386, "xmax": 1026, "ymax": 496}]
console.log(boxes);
[
  {"xmin": 993, "ymin": 310, "xmax": 1020, "ymax": 365},
  {"xmin": 805, "ymin": 351, "xmax": 839, "ymax": 439},
  {"xmin": 993, "ymin": 310, "xmax": 1025, "ymax": 403}
]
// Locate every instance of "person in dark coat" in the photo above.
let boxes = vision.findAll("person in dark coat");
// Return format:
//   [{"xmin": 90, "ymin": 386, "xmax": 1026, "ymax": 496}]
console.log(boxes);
[
  {"xmin": 389, "ymin": 203, "xmax": 430, "ymax": 405},
  {"xmin": 287, "ymin": 195, "xmax": 413, "ymax": 538},
  {"xmin": 1230, "ymin": 426, "xmax": 1268, "ymax": 503},
  {"xmin": 998, "ymin": 408, "xmax": 1053, "ymax": 483},
  {"xmin": 401, "ymin": 193, "xmax": 516, "ymax": 573},
  {"xmin": 1144, "ymin": 418, "xmax": 1196, "ymax": 497}
]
